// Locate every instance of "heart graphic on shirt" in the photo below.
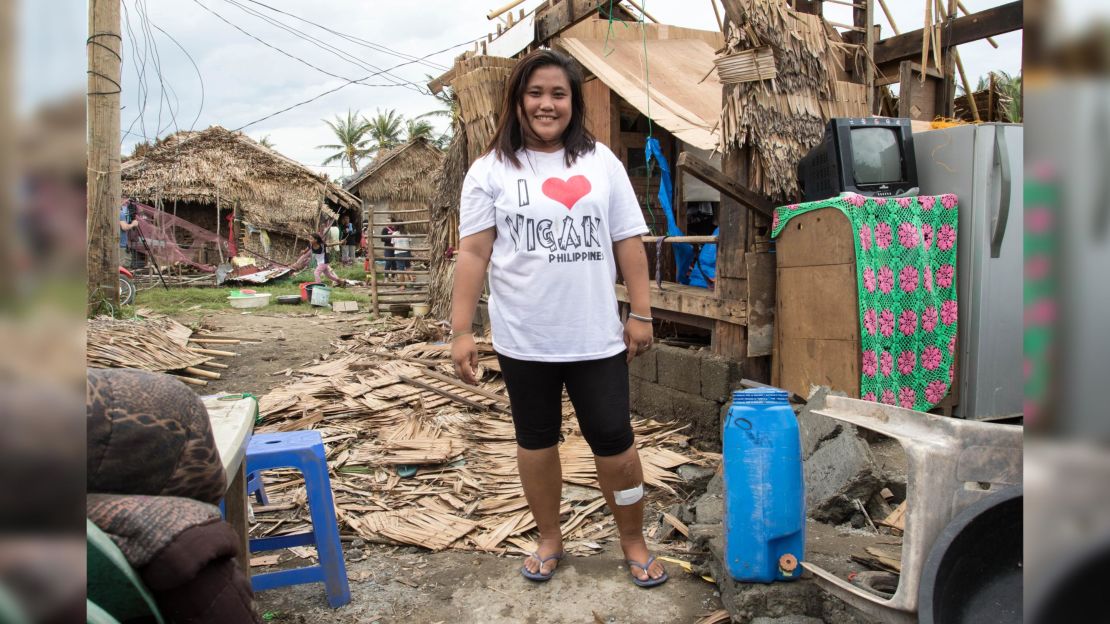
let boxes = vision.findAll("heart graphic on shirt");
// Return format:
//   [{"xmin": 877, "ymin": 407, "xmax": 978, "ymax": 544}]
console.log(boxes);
[{"xmin": 541, "ymin": 175, "xmax": 592, "ymax": 210}]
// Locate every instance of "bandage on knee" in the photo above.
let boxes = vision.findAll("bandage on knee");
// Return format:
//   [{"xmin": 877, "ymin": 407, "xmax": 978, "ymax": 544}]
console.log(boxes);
[{"xmin": 613, "ymin": 484, "xmax": 644, "ymax": 505}]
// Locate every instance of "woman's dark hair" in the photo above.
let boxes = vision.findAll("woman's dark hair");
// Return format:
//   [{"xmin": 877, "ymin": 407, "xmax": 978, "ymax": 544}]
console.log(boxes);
[
  {"xmin": 312, "ymin": 233, "xmax": 324, "ymax": 246},
  {"xmin": 485, "ymin": 49, "xmax": 595, "ymax": 169}
]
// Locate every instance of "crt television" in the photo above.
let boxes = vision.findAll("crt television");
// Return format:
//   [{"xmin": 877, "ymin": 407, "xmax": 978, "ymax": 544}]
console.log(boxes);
[{"xmin": 798, "ymin": 117, "xmax": 918, "ymax": 202}]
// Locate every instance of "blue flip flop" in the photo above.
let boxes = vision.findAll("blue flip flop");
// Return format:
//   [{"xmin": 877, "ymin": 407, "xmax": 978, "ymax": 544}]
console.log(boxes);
[
  {"xmin": 627, "ymin": 556, "xmax": 668, "ymax": 588},
  {"xmin": 520, "ymin": 551, "xmax": 564, "ymax": 582}
]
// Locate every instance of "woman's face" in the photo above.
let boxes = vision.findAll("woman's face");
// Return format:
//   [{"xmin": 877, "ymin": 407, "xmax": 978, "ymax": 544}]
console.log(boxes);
[{"xmin": 518, "ymin": 65, "xmax": 572, "ymax": 150}]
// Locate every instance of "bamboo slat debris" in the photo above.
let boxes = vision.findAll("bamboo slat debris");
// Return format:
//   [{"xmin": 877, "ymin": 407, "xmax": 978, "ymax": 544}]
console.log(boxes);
[
  {"xmin": 87, "ymin": 315, "xmax": 207, "ymax": 371},
  {"xmin": 251, "ymin": 315, "xmax": 708, "ymax": 557},
  {"xmin": 719, "ymin": 0, "xmax": 870, "ymax": 201},
  {"xmin": 714, "ymin": 46, "xmax": 778, "ymax": 85}
]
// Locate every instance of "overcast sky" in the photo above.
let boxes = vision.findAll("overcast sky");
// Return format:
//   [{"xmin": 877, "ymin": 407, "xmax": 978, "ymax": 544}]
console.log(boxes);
[{"xmin": 26, "ymin": 0, "xmax": 1023, "ymax": 179}]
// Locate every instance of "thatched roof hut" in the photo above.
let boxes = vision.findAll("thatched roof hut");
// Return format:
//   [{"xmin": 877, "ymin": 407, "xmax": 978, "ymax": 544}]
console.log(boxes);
[
  {"xmin": 344, "ymin": 137, "xmax": 444, "ymax": 205},
  {"xmin": 122, "ymin": 125, "xmax": 360, "ymax": 236}
]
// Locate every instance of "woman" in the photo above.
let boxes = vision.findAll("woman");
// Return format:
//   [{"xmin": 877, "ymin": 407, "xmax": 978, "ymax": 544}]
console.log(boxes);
[
  {"xmin": 308, "ymin": 233, "xmax": 343, "ymax": 287},
  {"xmin": 450, "ymin": 49, "xmax": 664, "ymax": 587},
  {"xmin": 392, "ymin": 223, "xmax": 413, "ymax": 284}
]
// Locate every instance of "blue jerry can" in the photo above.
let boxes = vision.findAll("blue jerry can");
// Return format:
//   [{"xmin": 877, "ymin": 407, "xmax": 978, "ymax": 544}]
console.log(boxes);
[{"xmin": 723, "ymin": 387, "xmax": 805, "ymax": 582}]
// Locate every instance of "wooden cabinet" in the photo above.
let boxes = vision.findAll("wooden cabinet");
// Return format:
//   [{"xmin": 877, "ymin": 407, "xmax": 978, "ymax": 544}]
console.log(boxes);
[{"xmin": 772, "ymin": 208, "xmax": 860, "ymax": 398}]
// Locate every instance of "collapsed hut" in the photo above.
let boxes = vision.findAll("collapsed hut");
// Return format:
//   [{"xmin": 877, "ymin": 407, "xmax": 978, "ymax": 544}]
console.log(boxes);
[
  {"xmin": 344, "ymin": 137, "xmax": 443, "ymax": 313},
  {"xmin": 122, "ymin": 125, "xmax": 361, "ymax": 271}
]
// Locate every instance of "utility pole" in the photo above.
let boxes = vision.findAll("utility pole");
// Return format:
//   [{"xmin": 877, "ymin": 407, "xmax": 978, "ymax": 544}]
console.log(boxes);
[{"xmin": 87, "ymin": 0, "xmax": 122, "ymax": 314}]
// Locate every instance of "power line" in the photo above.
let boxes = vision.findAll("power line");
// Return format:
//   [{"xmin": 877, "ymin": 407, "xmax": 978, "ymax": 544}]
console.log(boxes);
[
  {"xmin": 237, "ymin": 0, "xmax": 448, "ymax": 72},
  {"xmin": 150, "ymin": 21, "xmax": 206, "ymax": 132},
  {"xmin": 231, "ymin": 35, "xmax": 480, "ymax": 132},
  {"xmin": 221, "ymin": 0, "xmax": 425, "ymax": 94}
]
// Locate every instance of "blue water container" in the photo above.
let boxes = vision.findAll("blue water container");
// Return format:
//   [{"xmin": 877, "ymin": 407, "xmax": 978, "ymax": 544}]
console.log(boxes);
[{"xmin": 723, "ymin": 387, "xmax": 805, "ymax": 582}]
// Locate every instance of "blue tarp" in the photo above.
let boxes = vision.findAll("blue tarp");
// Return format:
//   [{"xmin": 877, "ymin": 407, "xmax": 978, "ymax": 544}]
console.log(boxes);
[{"xmin": 644, "ymin": 137, "xmax": 714, "ymax": 288}]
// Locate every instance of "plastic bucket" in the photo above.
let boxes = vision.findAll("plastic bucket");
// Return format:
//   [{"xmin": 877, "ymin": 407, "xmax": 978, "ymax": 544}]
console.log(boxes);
[
  {"xmin": 310, "ymin": 285, "xmax": 331, "ymax": 307},
  {"xmin": 300, "ymin": 281, "xmax": 323, "ymax": 302}
]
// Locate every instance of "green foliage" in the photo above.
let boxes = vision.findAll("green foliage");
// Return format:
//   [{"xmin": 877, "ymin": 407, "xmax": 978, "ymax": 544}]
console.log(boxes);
[
  {"xmin": 256, "ymin": 135, "xmax": 276, "ymax": 149},
  {"xmin": 366, "ymin": 108, "xmax": 405, "ymax": 155},
  {"xmin": 318, "ymin": 109, "xmax": 375, "ymax": 173}
]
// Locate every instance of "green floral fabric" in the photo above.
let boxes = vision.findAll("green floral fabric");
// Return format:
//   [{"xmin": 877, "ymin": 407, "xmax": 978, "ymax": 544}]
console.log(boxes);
[{"xmin": 772, "ymin": 193, "xmax": 958, "ymax": 411}]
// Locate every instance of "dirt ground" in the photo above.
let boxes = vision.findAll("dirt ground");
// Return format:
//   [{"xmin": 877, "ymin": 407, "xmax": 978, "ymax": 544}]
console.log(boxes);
[{"xmin": 177, "ymin": 309, "xmax": 725, "ymax": 623}]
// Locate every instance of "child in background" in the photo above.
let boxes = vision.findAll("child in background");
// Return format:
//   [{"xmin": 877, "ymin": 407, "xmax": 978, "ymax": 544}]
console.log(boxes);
[{"xmin": 309, "ymin": 234, "xmax": 344, "ymax": 287}]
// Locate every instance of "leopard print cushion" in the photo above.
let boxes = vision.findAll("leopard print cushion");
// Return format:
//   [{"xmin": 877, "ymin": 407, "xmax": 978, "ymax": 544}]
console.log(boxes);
[{"xmin": 87, "ymin": 369, "xmax": 226, "ymax": 504}]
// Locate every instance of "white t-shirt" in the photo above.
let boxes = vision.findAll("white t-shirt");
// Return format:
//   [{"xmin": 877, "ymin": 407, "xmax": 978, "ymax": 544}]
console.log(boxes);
[
  {"xmin": 459, "ymin": 143, "xmax": 647, "ymax": 362},
  {"xmin": 393, "ymin": 233, "xmax": 412, "ymax": 251}
]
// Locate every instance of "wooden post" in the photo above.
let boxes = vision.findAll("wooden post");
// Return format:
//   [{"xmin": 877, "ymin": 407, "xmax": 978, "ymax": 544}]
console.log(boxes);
[
  {"xmin": 87, "ymin": 0, "xmax": 122, "ymax": 313},
  {"xmin": 215, "ymin": 188, "xmax": 224, "ymax": 264},
  {"xmin": 365, "ymin": 197, "xmax": 379, "ymax": 317},
  {"xmin": 936, "ymin": 0, "xmax": 959, "ymax": 119}
]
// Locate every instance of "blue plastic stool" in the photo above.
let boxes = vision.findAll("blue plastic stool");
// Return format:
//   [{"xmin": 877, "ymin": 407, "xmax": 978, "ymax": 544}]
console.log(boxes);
[
  {"xmin": 245, "ymin": 471, "xmax": 269, "ymax": 506},
  {"xmin": 245, "ymin": 430, "xmax": 350, "ymax": 608}
]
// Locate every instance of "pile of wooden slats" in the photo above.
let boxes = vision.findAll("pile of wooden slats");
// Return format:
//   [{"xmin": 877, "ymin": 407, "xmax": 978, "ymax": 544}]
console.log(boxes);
[{"xmin": 251, "ymin": 316, "xmax": 714, "ymax": 557}]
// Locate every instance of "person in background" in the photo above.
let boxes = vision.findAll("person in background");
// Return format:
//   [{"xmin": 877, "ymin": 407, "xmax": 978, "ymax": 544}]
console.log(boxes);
[
  {"xmin": 119, "ymin": 200, "xmax": 140, "ymax": 268},
  {"xmin": 308, "ymin": 233, "xmax": 344, "ymax": 288},
  {"xmin": 392, "ymin": 223, "xmax": 412, "ymax": 284},
  {"xmin": 325, "ymin": 220, "xmax": 342, "ymax": 260},
  {"xmin": 381, "ymin": 218, "xmax": 398, "ymax": 272},
  {"xmin": 339, "ymin": 215, "xmax": 357, "ymax": 265},
  {"xmin": 449, "ymin": 49, "xmax": 664, "ymax": 587}
]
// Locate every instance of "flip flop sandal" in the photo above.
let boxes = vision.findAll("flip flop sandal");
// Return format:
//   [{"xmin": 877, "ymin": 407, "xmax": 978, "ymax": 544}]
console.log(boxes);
[
  {"xmin": 627, "ymin": 556, "xmax": 668, "ymax": 588},
  {"xmin": 520, "ymin": 551, "xmax": 565, "ymax": 582}
]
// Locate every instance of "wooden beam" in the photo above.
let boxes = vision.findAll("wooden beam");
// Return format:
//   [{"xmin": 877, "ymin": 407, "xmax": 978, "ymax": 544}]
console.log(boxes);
[
  {"xmin": 676, "ymin": 151, "xmax": 774, "ymax": 220},
  {"xmin": 535, "ymin": 0, "xmax": 604, "ymax": 44},
  {"xmin": 614, "ymin": 283, "xmax": 747, "ymax": 325},
  {"xmin": 873, "ymin": 1, "xmax": 1021, "ymax": 65}
]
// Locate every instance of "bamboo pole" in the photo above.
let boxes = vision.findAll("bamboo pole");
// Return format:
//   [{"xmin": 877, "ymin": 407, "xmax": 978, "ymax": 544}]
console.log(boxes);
[
  {"xmin": 622, "ymin": 0, "xmax": 659, "ymax": 23},
  {"xmin": 954, "ymin": 51, "xmax": 980, "ymax": 121},
  {"xmin": 709, "ymin": 0, "xmax": 723, "ymax": 32},
  {"xmin": 486, "ymin": 0, "xmax": 525, "ymax": 20},
  {"xmin": 189, "ymin": 347, "xmax": 239, "ymax": 357},
  {"xmin": 169, "ymin": 374, "xmax": 208, "ymax": 386},
  {"xmin": 87, "ymin": 0, "xmax": 122, "ymax": 313},
  {"xmin": 956, "ymin": 0, "xmax": 998, "ymax": 48},
  {"xmin": 366, "ymin": 199, "xmax": 380, "ymax": 318},
  {"xmin": 876, "ymin": 0, "xmax": 900, "ymax": 34},
  {"xmin": 184, "ymin": 366, "xmax": 221, "ymax": 380}
]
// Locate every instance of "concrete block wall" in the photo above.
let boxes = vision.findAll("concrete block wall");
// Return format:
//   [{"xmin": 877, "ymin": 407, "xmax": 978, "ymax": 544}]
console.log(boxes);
[{"xmin": 629, "ymin": 344, "xmax": 746, "ymax": 449}]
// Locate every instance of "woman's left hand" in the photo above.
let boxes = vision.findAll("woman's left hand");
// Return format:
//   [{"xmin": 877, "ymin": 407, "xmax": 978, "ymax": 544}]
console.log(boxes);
[{"xmin": 624, "ymin": 317, "xmax": 654, "ymax": 363}]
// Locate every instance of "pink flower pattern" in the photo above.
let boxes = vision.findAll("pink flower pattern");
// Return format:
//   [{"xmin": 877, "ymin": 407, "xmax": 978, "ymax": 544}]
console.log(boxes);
[
  {"xmin": 845, "ymin": 194, "xmax": 866, "ymax": 207},
  {"xmin": 920, "ymin": 195, "xmax": 936, "ymax": 210},
  {"xmin": 878, "ymin": 266, "xmax": 894, "ymax": 294},
  {"xmin": 862, "ymin": 350, "xmax": 878, "ymax": 377},
  {"xmin": 922, "ymin": 307, "xmax": 939, "ymax": 332},
  {"xmin": 880, "ymin": 351, "xmax": 893, "ymax": 377},
  {"xmin": 898, "ymin": 351, "xmax": 916, "ymax": 375},
  {"xmin": 859, "ymin": 223, "xmax": 872, "ymax": 251},
  {"xmin": 922, "ymin": 223, "xmax": 934, "ymax": 249},
  {"xmin": 863, "ymin": 309, "xmax": 877, "ymax": 335},
  {"xmin": 898, "ymin": 222, "xmax": 920, "ymax": 248},
  {"xmin": 875, "ymin": 223, "xmax": 893, "ymax": 249},
  {"xmin": 772, "ymin": 210, "xmax": 781, "ymax": 232},
  {"xmin": 925, "ymin": 380, "xmax": 948, "ymax": 404},
  {"xmin": 862, "ymin": 392, "xmax": 877, "ymax": 402},
  {"xmin": 880, "ymin": 389, "xmax": 896, "ymax": 405},
  {"xmin": 937, "ymin": 224, "xmax": 956, "ymax": 251},
  {"xmin": 941, "ymin": 300, "xmax": 958, "ymax": 325},
  {"xmin": 899, "ymin": 387, "xmax": 916, "ymax": 408},
  {"xmin": 949, "ymin": 335, "xmax": 957, "ymax": 355},
  {"xmin": 895, "ymin": 197, "xmax": 913, "ymax": 209},
  {"xmin": 924, "ymin": 267, "xmax": 934, "ymax": 292},
  {"xmin": 899, "ymin": 266, "xmax": 919, "ymax": 293},
  {"xmin": 873, "ymin": 197, "xmax": 888, "ymax": 206},
  {"xmin": 940, "ymin": 194, "xmax": 958, "ymax": 209},
  {"xmin": 863, "ymin": 267, "xmax": 877, "ymax": 292},
  {"xmin": 879, "ymin": 309, "xmax": 895, "ymax": 337},
  {"xmin": 921, "ymin": 346, "xmax": 943, "ymax": 370},
  {"xmin": 936, "ymin": 264, "xmax": 954, "ymax": 288},
  {"xmin": 899, "ymin": 309, "xmax": 918, "ymax": 335}
]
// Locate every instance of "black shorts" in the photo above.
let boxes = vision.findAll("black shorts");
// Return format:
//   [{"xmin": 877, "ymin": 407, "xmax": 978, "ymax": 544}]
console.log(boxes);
[{"xmin": 496, "ymin": 350, "xmax": 634, "ymax": 457}]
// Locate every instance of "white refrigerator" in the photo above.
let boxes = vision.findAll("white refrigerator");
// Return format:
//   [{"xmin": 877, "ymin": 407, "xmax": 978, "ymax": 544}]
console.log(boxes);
[{"xmin": 912, "ymin": 123, "xmax": 1023, "ymax": 421}]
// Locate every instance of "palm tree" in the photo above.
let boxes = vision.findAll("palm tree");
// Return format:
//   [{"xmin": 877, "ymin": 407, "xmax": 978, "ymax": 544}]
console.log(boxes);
[
  {"xmin": 257, "ymin": 134, "xmax": 276, "ymax": 149},
  {"xmin": 405, "ymin": 117, "xmax": 437, "ymax": 142},
  {"xmin": 318, "ymin": 109, "xmax": 374, "ymax": 173},
  {"xmin": 366, "ymin": 108, "xmax": 405, "ymax": 155}
]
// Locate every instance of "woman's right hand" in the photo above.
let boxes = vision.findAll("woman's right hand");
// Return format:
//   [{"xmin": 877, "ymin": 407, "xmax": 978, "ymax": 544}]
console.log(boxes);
[{"xmin": 451, "ymin": 334, "xmax": 479, "ymax": 385}]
